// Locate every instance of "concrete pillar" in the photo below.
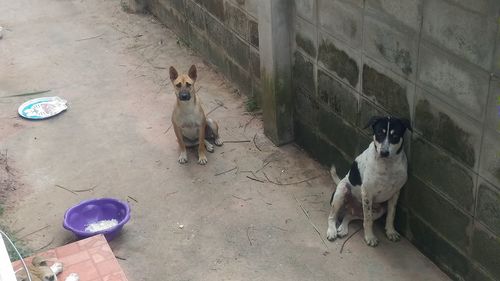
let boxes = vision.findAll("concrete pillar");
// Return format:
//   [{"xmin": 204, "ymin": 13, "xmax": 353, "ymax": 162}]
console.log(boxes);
[{"xmin": 258, "ymin": 1, "xmax": 294, "ymax": 145}]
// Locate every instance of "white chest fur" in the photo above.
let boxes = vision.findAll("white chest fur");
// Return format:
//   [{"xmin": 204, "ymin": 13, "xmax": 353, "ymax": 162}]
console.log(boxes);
[{"xmin": 353, "ymin": 143, "xmax": 408, "ymax": 203}]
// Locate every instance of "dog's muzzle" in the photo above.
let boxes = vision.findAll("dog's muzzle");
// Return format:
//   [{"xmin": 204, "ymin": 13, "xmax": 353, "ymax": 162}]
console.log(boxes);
[
  {"xmin": 179, "ymin": 91, "xmax": 191, "ymax": 101},
  {"xmin": 380, "ymin": 150, "xmax": 389, "ymax": 158},
  {"xmin": 378, "ymin": 138, "xmax": 390, "ymax": 158}
]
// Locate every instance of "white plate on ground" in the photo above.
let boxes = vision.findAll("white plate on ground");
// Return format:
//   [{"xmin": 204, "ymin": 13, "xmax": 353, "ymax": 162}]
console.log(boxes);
[{"xmin": 18, "ymin": 96, "xmax": 68, "ymax": 120}]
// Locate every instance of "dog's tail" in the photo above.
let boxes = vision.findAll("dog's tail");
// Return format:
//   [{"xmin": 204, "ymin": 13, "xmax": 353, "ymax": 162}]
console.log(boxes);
[{"xmin": 330, "ymin": 165, "xmax": 341, "ymax": 186}]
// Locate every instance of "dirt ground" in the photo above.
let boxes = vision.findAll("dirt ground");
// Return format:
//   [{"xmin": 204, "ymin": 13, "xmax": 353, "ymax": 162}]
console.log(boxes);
[{"xmin": 0, "ymin": 1, "xmax": 450, "ymax": 280}]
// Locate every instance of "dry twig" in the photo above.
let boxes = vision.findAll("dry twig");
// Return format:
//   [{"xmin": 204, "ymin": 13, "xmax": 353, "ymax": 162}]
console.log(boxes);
[
  {"xmin": 34, "ymin": 237, "xmax": 54, "ymax": 252},
  {"xmin": 246, "ymin": 227, "xmax": 253, "ymax": 246},
  {"xmin": 243, "ymin": 115, "xmax": 256, "ymax": 132},
  {"xmin": 256, "ymin": 190, "xmax": 272, "ymax": 205},
  {"xmin": 255, "ymin": 161, "xmax": 273, "ymax": 174},
  {"xmin": 164, "ymin": 124, "xmax": 172, "ymax": 134},
  {"xmin": 165, "ymin": 191, "xmax": 178, "ymax": 197},
  {"xmin": 246, "ymin": 175, "xmax": 265, "ymax": 183},
  {"xmin": 224, "ymin": 140, "xmax": 250, "ymax": 143},
  {"xmin": 232, "ymin": 195, "xmax": 252, "ymax": 201},
  {"xmin": 214, "ymin": 99, "xmax": 227, "ymax": 109},
  {"xmin": 263, "ymin": 172, "xmax": 324, "ymax": 186},
  {"xmin": 55, "ymin": 184, "xmax": 96, "ymax": 194},
  {"xmin": 76, "ymin": 33, "xmax": 104, "ymax": 41},
  {"xmin": 215, "ymin": 166, "xmax": 237, "ymax": 176},
  {"xmin": 12, "ymin": 227, "xmax": 25, "ymax": 235},
  {"xmin": 293, "ymin": 195, "xmax": 328, "ymax": 250},
  {"xmin": 1, "ymin": 90, "xmax": 51, "ymax": 98},
  {"xmin": 340, "ymin": 226, "xmax": 362, "ymax": 254},
  {"xmin": 206, "ymin": 98, "xmax": 225, "ymax": 116},
  {"xmin": 127, "ymin": 43, "xmax": 154, "ymax": 52},
  {"xmin": 272, "ymin": 226, "xmax": 288, "ymax": 232},
  {"xmin": 19, "ymin": 225, "xmax": 50, "ymax": 240},
  {"xmin": 55, "ymin": 184, "xmax": 77, "ymax": 195},
  {"xmin": 110, "ymin": 24, "xmax": 129, "ymax": 36},
  {"xmin": 252, "ymin": 134, "xmax": 262, "ymax": 151},
  {"xmin": 71, "ymin": 185, "xmax": 97, "ymax": 192}
]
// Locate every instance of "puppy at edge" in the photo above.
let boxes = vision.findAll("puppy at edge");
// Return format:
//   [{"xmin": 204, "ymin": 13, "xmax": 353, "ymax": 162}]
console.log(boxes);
[
  {"xmin": 170, "ymin": 65, "xmax": 223, "ymax": 165},
  {"xmin": 326, "ymin": 116, "xmax": 412, "ymax": 247},
  {"xmin": 15, "ymin": 256, "xmax": 79, "ymax": 281}
]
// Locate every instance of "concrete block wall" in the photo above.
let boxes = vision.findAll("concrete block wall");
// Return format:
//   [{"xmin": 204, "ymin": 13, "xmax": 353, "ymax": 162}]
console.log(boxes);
[
  {"xmin": 138, "ymin": 0, "xmax": 499, "ymax": 279},
  {"xmin": 142, "ymin": 0, "xmax": 261, "ymax": 99},
  {"xmin": 293, "ymin": 0, "xmax": 500, "ymax": 280}
]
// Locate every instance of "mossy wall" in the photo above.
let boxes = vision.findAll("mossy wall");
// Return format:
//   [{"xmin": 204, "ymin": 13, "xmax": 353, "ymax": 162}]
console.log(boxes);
[{"xmin": 293, "ymin": 0, "xmax": 500, "ymax": 280}]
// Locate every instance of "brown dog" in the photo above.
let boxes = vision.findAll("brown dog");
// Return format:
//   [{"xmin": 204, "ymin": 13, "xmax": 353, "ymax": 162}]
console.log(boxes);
[
  {"xmin": 15, "ymin": 256, "xmax": 79, "ymax": 281},
  {"xmin": 169, "ymin": 65, "xmax": 223, "ymax": 165}
]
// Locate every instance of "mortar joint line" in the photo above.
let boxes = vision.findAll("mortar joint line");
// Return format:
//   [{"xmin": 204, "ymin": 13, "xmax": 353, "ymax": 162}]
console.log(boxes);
[{"xmin": 407, "ymin": 1, "xmax": 426, "ymax": 166}]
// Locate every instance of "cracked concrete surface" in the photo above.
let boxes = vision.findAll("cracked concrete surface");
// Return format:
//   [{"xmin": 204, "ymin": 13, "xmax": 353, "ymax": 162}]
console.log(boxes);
[{"xmin": 0, "ymin": 0, "xmax": 449, "ymax": 280}]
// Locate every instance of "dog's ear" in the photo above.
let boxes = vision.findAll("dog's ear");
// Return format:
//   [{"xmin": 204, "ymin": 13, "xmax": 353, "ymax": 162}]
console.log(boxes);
[
  {"xmin": 32, "ymin": 256, "xmax": 47, "ymax": 267},
  {"xmin": 364, "ymin": 116, "xmax": 384, "ymax": 130},
  {"xmin": 169, "ymin": 66, "xmax": 178, "ymax": 82},
  {"xmin": 188, "ymin": 64, "xmax": 197, "ymax": 81},
  {"xmin": 400, "ymin": 118, "xmax": 413, "ymax": 132}
]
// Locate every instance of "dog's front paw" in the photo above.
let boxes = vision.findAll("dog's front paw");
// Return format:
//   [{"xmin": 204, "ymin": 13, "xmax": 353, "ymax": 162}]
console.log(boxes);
[
  {"xmin": 65, "ymin": 273, "xmax": 80, "ymax": 281},
  {"xmin": 178, "ymin": 152, "xmax": 188, "ymax": 164},
  {"xmin": 214, "ymin": 138, "xmax": 223, "ymax": 146},
  {"xmin": 337, "ymin": 225, "xmax": 349, "ymax": 238},
  {"xmin": 50, "ymin": 262, "xmax": 63, "ymax": 275},
  {"xmin": 364, "ymin": 234, "xmax": 379, "ymax": 247},
  {"xmin": 205, "ymin": 143, "xmax": 214, "ymax": 153},
  {"xmin": 326, "ymin": 227, "xmax": 338, "ymax": 241},
  {"xmin": 198, "ymin": 155, "xmax": 208, "ymax": 165},
  {"xmin": 386, "ymin": 229, "xmax": 401, "ymax": 242}
]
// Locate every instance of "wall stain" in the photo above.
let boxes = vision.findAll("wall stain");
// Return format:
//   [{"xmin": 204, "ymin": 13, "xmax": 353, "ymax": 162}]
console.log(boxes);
[
  {"xmin": 375, "ymin": 42, "xmax": 412, "ymax": 75},
  {"xmin": 293, "ymin": 52, "xmax": 314, "ymax": 94},
  {"xmin": 296, "ymin": 33, "xmax": 316, "ymax": 58},
  {"xmin": 224, "ymin": 3, "xmax": 248, "ymax": 38},
  {"xmin": 477, "ymin": 183, "xmax": 500, "ymax": 236},
  {"xmin": 416, "ymin": 99, "xmax": 475, "ymax": 167},
  {"xmin": 362, "ymin": 65, "xmax": 409, "ymax": 118},
  {"xmin": 318, "ymin": 69, "xmax": 358, "ymax": 125},
  {"xmin": 249, "ymin": 20, "xmax": 259, "ymax": 48},
  {"xmin": 318, "ymin": 39, "xmax": 359, "ymax": 87}
]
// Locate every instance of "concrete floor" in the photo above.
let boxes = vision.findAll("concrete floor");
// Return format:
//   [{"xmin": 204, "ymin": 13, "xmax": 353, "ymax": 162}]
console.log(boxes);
[{"xmin": 0, "ymin": 1, "xmax": 450, "ymax": 280}]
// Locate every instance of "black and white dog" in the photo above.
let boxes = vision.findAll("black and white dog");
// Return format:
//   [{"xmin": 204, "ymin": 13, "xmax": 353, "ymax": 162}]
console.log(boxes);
[{"xmin": 326, "ymin": 116, "xmax": 412, "ymax": 247}]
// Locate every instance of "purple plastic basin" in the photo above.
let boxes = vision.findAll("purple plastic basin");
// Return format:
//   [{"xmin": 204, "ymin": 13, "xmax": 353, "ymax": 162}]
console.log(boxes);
[{"xmin": 63, "ymin": 198, "xmax": 130, "ymax": 241}]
